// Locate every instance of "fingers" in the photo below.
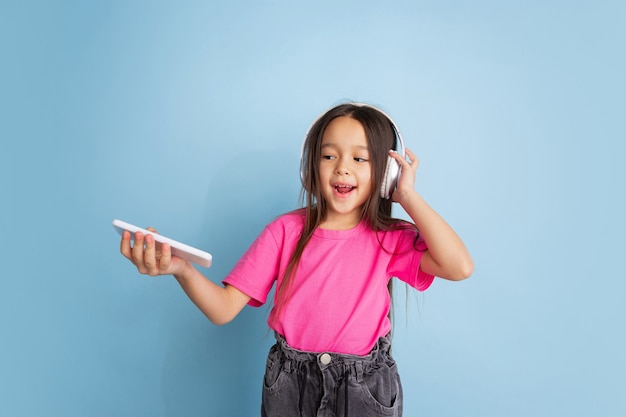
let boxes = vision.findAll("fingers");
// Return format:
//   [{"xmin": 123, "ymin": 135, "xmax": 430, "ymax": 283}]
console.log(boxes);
[
  {"xmin": 122, "ymin": 231, "xmax": 157, "ymax": 275},
  {"xmin": 404, "ymin": 148, "xmax": 419, "ymax": 170},
  {"xmin": 160, "ymin": 243, "xmax": 172, "ymax": 271},
  {"xmin": 143, "ymin": 234, "xmax": 158, "ymax": 275},
  {"xmin": 393, "ymin": 148, "xmax": 419, "ymax": 172},
  {"xmin": 118, "ymin": 227, "xmax": 177, "ymax": 277},
  {"xmin": 389, "ymin": 148, "xmax": 421, "ymax": 203},
  {"xmin": 120, "ymin": 230, "xmax": 132, "ymax": 260},
  {"xmin": 130, "ymin": 232, "xmax": 147, "ymax": 274}
]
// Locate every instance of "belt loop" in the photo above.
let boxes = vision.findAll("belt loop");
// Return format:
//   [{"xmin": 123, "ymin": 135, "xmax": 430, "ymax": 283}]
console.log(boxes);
[
  {"xmin": 380, "ymin": 334, "xmax": 390, "ymax": 352},
  {"xmin": 355, "ymin": 361, "xmax": 364, "ymax": 383}
]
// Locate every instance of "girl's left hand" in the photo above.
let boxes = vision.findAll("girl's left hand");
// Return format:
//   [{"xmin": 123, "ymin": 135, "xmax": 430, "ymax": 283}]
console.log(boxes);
[{"xmin": 389, "ymin": 148, "xmax": 419, "ymax": 204}]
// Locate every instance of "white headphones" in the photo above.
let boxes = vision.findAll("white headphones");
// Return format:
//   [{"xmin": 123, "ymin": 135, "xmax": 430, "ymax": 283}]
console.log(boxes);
[{"xmin": 300, "ymin": 103, "xmax": 406, "ymax": 199}]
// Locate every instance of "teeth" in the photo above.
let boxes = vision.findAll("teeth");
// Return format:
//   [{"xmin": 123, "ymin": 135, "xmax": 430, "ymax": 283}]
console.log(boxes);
[{"xmin": 335, "ymin": 184, "xmax": 354, "ymax": 194}]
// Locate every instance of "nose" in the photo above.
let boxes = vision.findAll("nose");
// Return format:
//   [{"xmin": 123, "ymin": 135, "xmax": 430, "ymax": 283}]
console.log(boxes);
[
  {"xmin": 333, "ymin": 155, "xmax": 352, "ymax": 176},
  {"xmin": 335, "ymin": 164, "xmax": 349, "ymax": 175}
]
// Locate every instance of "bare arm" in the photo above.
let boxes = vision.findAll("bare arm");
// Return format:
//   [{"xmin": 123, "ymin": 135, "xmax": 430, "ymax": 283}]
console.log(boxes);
[
  {"xmin": 120, "ymin": 230, "xmax": 251, "ymax": 324},
  {"xmin": 173, "ymin": 264, "xmax": 250, "ymax": 325},
  {"xmin": 390, "ymin": 149, "xmax": 474, "ymax": 281}
]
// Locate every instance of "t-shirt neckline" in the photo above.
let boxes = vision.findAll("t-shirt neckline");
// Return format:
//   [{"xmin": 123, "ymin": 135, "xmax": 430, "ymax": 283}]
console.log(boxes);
[{"xmin": 314, "ymin": 221, "xmax": 367, "ymax": 240}]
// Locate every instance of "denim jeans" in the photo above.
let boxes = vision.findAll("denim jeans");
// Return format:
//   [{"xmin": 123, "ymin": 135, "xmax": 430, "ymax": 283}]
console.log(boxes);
[{"xmin": 261, "ymin": 333, "xmax": 403, "ymax": 417}]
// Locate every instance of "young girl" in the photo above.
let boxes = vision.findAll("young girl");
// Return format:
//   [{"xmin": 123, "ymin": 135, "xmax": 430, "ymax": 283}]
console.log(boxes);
[{"xmin": 120, "ymin": 102, "xmax": 473, "ymax": 417}]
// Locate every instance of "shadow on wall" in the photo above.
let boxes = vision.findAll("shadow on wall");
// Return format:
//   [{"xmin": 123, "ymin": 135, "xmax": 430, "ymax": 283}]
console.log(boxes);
[{"xmin": 160, "ymin": 149, "xmax": 299, "ymax": 416}]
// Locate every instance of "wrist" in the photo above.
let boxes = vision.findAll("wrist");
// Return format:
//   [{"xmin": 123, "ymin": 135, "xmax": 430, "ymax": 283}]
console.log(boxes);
[
  {"xmin": 174, "ymin": 261, "xmax": 195, "ymax": 282},
  {"xmin": 395, "ymin": 188, "xmax": 420, "ymax": 207}
]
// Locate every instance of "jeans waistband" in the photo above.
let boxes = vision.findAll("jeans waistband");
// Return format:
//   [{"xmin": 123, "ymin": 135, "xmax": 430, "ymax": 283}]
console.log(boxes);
[{"xmin": 273, "ymin": 332, "xmax": 392, "ymax": 367}]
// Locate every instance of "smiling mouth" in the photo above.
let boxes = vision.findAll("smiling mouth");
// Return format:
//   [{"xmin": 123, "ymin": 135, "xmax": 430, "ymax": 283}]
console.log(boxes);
[{"xmin": 334, "ymin": 184, "xmax": 355, "ymax": 194}]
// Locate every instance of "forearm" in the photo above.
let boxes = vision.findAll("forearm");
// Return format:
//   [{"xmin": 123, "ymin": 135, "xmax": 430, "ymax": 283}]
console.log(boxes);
[
  {"xmin": 174, "ymin": 264, "xmax": 249, "ymax": 325},
  {"xmin": 400, "ymin": 190, "xmax": 473, "ymax": 280}
]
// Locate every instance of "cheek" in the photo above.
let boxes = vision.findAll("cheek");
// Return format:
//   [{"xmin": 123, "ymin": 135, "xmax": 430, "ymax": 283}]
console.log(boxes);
[
  {"xmin": 360, "ymin": 165, "xmax": 373, "ymax": 183},
  {"xmin": 361, "ymin": 171, "xmax": 375, "ymax": 190},
  {"xmin": 318, "ymin": 165, "xmax": 329, "ymax": 182}
]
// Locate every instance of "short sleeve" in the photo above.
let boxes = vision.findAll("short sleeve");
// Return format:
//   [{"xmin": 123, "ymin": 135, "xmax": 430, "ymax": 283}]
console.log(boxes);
[
  {"xmin": 387, "ymin": 230, "xmax": 435, "ymax": 291},
  {"xmin": 222, "ymin": 224, "xmax": 282, "ymax": 307}
]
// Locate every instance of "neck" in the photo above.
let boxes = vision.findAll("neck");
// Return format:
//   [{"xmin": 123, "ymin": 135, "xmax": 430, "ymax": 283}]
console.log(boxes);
[{"xmin": 319, "ymin": 213, "xmax": 362, "ymax": 230}]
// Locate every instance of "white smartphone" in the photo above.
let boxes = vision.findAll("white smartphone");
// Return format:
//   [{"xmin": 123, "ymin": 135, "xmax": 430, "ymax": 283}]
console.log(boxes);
[{"xmin": 112, "ymin": 219, "xmax": 212, "ymax": 268}]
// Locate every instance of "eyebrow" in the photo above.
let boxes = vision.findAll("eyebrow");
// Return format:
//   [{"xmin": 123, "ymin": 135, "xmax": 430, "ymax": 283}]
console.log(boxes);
[{"xmin": 321, "ymin": 143, "xmax": 369, "ymax": 151}]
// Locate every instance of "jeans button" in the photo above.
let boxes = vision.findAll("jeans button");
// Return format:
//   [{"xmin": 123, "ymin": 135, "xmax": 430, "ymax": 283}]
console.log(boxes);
[{"xmin": 320, "ymin": 353, "xmax": 331, "ymax": 365}]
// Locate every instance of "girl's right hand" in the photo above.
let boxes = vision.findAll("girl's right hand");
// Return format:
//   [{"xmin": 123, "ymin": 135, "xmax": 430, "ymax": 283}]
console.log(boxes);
[{"xmin": 120, "ymin": 228, "xmax": 190, "ymax": 277}]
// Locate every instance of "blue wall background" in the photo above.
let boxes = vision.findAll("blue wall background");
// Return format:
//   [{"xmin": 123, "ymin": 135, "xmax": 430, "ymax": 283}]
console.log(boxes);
[{"xmin": 1, "ymin": 1, "xmax": 624, "ymax": 416}]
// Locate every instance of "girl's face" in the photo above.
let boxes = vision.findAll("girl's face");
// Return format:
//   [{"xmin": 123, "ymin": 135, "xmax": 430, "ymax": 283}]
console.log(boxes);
[{"xmin": 318, "ymin": 116, "xmax": 372, "ymax": 229}]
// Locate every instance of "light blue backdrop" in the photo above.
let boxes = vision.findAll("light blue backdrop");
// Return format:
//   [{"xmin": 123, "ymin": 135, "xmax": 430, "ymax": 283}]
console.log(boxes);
[{"xmin": 1, "ymin": 1, "xmax": 624, "ymax": 416}]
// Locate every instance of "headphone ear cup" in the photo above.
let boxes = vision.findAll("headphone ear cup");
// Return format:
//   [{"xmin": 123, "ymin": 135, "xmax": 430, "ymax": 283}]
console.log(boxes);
[{"xmin": 380, "ymin": 155, "xmax": 401, "ymax": 199}]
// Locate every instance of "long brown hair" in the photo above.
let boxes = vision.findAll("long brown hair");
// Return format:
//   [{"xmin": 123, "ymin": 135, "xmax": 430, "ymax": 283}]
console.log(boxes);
[{"xmin": 270, "ymin": 103, "xmax": 416, "ymax": 323}]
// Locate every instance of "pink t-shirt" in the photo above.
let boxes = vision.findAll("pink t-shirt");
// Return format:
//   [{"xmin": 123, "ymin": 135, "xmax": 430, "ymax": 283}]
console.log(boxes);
[{"xmin": 223, "ymin": 211, "xmax": 434, "ymax": 355}]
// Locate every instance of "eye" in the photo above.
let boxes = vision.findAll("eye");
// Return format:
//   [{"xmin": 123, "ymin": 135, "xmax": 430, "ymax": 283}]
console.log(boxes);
[
  {"xmin": 322, "ymin": 155, "xmax": 336, "ymax": 160},
  {"xmin": 354, "ymin": 157, "xmax": 369, "ymax": 162}
]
